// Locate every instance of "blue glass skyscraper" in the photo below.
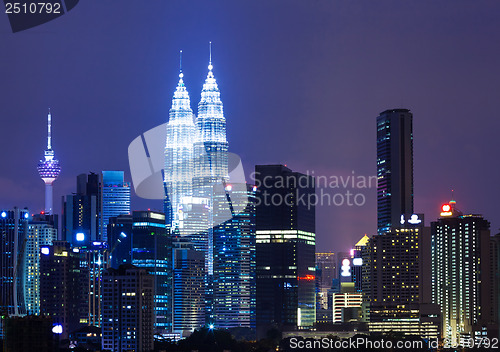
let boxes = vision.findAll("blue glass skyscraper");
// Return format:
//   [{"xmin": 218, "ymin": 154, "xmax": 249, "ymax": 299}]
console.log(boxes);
[
  {"xmin": 0, "ymin": 207, "xmax": 29, "ymax": 326},
  {"xmin": 131, "ymin": 211, "xmax": 171, "ymax": 334},
  {"xmin": 100, "ymin": 170, "xmax": 131, "ymax": 242},
  {"xmin": 213, "ymin": 184, "xmax": 256, "ymax": 330}
]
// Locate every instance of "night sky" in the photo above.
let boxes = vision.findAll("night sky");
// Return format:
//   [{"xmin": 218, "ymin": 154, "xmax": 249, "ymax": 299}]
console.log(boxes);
[{"xmin": 1, "ymin": 1, "xmax": 499, "ymax": 252}]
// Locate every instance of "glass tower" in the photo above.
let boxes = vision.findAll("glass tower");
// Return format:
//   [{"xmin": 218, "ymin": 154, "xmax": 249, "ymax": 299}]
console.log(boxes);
[
  {"xmin": 100, "ymin": 170, "xmax": 131, "ymax": 242},
  {"xmin": 254, "ymin": 165, "xmax": 316, "ymax": 339},
  {"xmin": 0, "ymin": 208, "xmax": 29, "ymax": 323},
  {"xmin": 213, "ymin": 184, "xmax": 256, "ymax": 330},
  {"xmin": 376, "ymin": 109, "xmax": 413, "ymax": 234},
  {"xmin": 130, "ymin": 211, "xmax": 171, "ymax": 334}
]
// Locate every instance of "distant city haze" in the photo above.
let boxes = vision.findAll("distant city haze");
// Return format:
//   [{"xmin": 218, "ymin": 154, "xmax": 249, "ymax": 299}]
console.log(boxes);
[{"xmin": 1, "ymin": 0, "xmax": 499, "ymax": 253}]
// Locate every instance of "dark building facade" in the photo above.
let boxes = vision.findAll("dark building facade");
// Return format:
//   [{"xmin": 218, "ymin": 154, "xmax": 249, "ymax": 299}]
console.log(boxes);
[
  {"xmin": 376, "ymin": 109, "xmax": 414, "ymax": 234},
  {"xmin": 40, "ymin": 241, "xmax": 83, "ymax": 339},
  {"xmin": 3, "ymin": 315, "xmax": 54, "ymax": 352},
  {"xmin": 254, "ymin": 165, "xmax": 316, "ymax": 338},
  {"xmin": 62, "ymin": 173, "xmax": 100, "ymax": 245},
  {"xmin": 107, "ymin": 211, "xmax": 171, "ymax": 334},
  {"xmin": 101, "ymin": 264, "xmax": 155, "ymax": 352},
  {"xmin": 108, "ymin": 214, "xmax": 133, "ymax": 268}
]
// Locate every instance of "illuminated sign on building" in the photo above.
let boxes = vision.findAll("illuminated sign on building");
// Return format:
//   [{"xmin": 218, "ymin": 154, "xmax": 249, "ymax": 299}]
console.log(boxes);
[
  {"xmin": 440, "ymin": 204, "xmax": 452, "ymax": 217},
  {"xmin": 400, "ymin": 214, "xmax": 422, "ymax": 225},
  {"xmin": 341, "ymin": 258, "xmax": 351, "ymax": 277}
]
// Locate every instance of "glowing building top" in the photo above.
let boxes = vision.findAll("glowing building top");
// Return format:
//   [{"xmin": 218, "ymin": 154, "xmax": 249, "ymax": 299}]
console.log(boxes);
[
  {"xmin": 164, "ymin": 53, "xmax": 197, "ymax": 226},
  {"xmin": 37, "ymin": 110, "xmax": 61, "ymax": 214},
  {"xmin": 196, "ymin": 43, "xmax": 228, "ymax": 145},
  {"xmin": 194, "ymin": 43, "xmax": 229, "ymax": 197}
]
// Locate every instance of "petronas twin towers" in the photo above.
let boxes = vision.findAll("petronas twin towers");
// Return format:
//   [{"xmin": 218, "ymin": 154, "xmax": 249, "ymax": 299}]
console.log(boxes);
[{"xmin": 164, "ymin": 48, "xmax": 229, "ymax": 234}]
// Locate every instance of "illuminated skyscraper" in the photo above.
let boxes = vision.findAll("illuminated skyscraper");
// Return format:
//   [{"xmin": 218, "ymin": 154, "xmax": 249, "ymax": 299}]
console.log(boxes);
[
  {"xmin": 100, "ymin": 171, "xmax": 131, "ymax": 242},
  {"xmin": 77, "ymin": 241, "xmax": 109, "ymax": 327},
  {"xmin": 37, "ymin": 110, "xmax": 61, "ymax": 215},
  {"xmin": 316, "ymin": 252, "xmax": 336, "ymax": 310},
  {"xmin": 131, "ymin": 211, "xmax": 171, "ymax": 334},
  {"xmin": 0, "ymin": 207, "xmax": 29, "ymax": 327},
  {"xmin": 164, "ymin": 61, "xmax": 197, "ymax": 228},
  {"xmin": 376, "ymin": 109, "xmax": 413, "ymax": 234},
  {"xmin": 172, "ymin": 237, "xmax": 206, "ymax": 335},
  {"xmin": 213, "ymin": 184, "xmax": 256, "ymax": 330},
  {"xmin": 193, "ymin": 44, "xmax": 229, "ymax": 200},
  {"xmin": 431, "ymin": 201, "xmax": 495, "ymax": 345},
  {"xmin": 108, "ymin": 211, "xmax": 174, "ymax": 334},
  {"xmin": 25, "ymin": 215, "xmax": 57, "ymax": 315}
]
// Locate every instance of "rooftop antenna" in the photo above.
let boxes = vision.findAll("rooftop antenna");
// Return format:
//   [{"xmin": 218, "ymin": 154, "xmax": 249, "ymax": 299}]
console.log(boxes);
[
  {"xmin": 179, "ymin": 50, "xmax": 183, "ymax": 78},
  {"xmin": 450, "ymin": 189, "xmax": 457, "ymax": 208},
  {"xmin": 47, "ymin": 108, "xmax": 52, "ymax": 150},
  {"xmin": 208, "ymin": 41, "xmax": 213, "ymax": 70}
]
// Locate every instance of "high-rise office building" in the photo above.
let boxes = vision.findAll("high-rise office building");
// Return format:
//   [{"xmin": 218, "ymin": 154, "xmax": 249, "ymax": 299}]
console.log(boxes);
[
  {"xmin": 63, "ymin": 171, "xmax": 130, "ymax": 244},
  {"xmin": 332, "ymin": 283, "xmax": 362, "ymax": 323},
  {"xmin": 369, "ymin": 108, "xmax": 439, "ymax": 338},
  {"xmin": 108, "ymin": 211, "xmax": 171, "ymax": 334},
  {"xmin": 316, "ymin": 252, "xmax": 336, "ymax": 311},
  {"xmin": 172, "ymin": 237, "xmax": 206, "ymax": 335},
  {"xmin": 363, "ymin": 215, "xmax": 439, "ymax": 338},
  {"xmin": 107, "ymin": 214, "xmax": 133, "ymax": 268},
  {"xmin": 77, "ymin": 241, "xmax": 109, "ymax": 327},
  {"xmin": 431, "ymin": 201, "xmax": 495, "ymax": 345},
  {"xmin": 130, "ymin": 211, "xmax": 171, "ymax": 334},
  {"xmin": 0, "ymin": 207, "xmax": 29, "ymax": 329},
  {"xmin": 351, "ymin": 234, "xmax": 369, "ymax": 293},
  {"xmin": 62, "ymin": 173, "xmax": 100, "ymax": 245},
  {"xmin": 213, "ymin": 183, "xmax": 256, "ymax": 330},
  {"xmin": 376, "ymin": 109, "xmax": 413, "ymax": 234},
  {"xmin": 255, "ymin": 165, "xmax": 316, "ymax": 338},
  {"xmin": 364, "ymin": 220, "xmax": 425, "ymax": 305},
  {"xmin": 37, "ymin": 110, "xmax": 61, "ymax": 215},
  {"xmin": 100, "ymin": 171, "xmax": 131, "ymax": 242},
  {"xmin": 40, "ymin": 241, "xmax": 83, "ymax": 339},
  {"xmin": 490, "ymin": 232, "xmax": 500, "ymax": 338},
  {"xmin": 25, "ymin": 214, "xmax": 57, "ymax": 315},
  {"xmin": 101, "ymin": 264, "xmax": 155, "ymax": 352}
]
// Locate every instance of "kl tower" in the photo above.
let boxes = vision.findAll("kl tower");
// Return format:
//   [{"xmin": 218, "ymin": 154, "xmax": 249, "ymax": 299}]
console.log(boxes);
[{"xmin": 37, "ymin": 110, "xmax": 61, "ymax": 214}]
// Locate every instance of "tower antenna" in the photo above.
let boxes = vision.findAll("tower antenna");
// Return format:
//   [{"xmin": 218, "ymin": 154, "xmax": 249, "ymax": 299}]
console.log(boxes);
[
  {"xmin": 209, "ymin": 41, "xmax": 212, "ymax": 66},
  {"xmin": 47, "ymin": 109, "xmax": 52, "ymax": 150}
]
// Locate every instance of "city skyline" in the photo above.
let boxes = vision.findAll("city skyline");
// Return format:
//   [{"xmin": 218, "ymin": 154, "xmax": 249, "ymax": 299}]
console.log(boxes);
[{"xmin": 1, "ymin": 1, "xmax": 500, "ymax": 254}]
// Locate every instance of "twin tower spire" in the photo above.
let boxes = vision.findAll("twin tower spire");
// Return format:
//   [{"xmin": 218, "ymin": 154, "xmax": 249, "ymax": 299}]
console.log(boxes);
[{"xmin": 164, "ymin": 43, "xmax": 229, "ymax": 227}]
